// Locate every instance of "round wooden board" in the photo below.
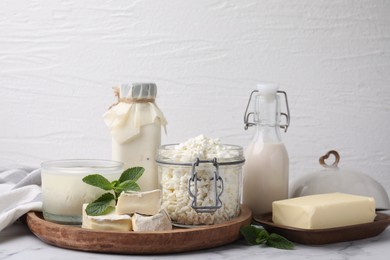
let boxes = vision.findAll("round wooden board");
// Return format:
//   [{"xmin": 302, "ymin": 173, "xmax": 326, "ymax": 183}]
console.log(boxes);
[{"xmin": 26, "ymin": 205, "xmax": 252, "ymax": 255}]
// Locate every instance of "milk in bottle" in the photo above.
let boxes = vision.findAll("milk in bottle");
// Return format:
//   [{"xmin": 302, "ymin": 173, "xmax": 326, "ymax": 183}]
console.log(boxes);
[
  {"xmin": 242, "ymin": 83, "xmax": 290, "ymax": 216},
  {"xmin": 103, "ymin": 83, "xmax": 167, "ymax": 191}
]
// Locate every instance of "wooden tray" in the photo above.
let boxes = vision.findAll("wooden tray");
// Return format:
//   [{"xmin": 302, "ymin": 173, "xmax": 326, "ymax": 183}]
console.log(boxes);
[
  {"xmin": 254, "ymin": 212, "xmax": 390, "ymax": 245},
  {"xmin": 26, "ymin": 205, "xmax": 251, "ymax": 254}
]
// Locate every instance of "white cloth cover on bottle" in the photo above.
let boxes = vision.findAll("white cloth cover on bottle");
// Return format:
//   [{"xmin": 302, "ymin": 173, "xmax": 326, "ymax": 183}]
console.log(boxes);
[{"xmin": 103, "ymin": 84, "xmax": 167, "ymax": 144}]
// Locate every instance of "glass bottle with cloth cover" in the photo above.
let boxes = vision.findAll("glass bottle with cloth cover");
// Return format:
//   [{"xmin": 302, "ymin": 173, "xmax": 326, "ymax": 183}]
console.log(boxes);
[
  {"xmin": 242, "ymin": 83, "xmax": 290, "ymax": 216},
  {"xmin": 103, "ymin": 83, "xmax": 167, "ymax": 191}
]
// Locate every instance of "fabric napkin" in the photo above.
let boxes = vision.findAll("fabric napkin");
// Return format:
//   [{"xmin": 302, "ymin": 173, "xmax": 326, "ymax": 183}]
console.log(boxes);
[{"xmin": 0, "ymin": 165, "xmax": 42, "ymax": 232}]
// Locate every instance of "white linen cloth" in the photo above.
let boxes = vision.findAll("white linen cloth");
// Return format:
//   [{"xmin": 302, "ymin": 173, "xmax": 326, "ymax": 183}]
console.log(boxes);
[{"xmin": 0, "ymin": 165, "xmax": 42, "ymax": 232}]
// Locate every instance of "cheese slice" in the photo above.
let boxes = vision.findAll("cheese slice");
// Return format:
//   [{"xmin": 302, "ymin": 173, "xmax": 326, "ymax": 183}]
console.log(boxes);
[
  {"xmin": 132, "ymin": 210, "xmax": 172, "ymax": 232},
  {"xmin": 116, "ymin": 189, "xmax": 161, "ymax": 216},
  {"xmin": 82, "ymin": 204, "xmax": 132, "ymax": 231},
  {"xmin": 272, "ymin": 193, "xmax": 376, "ymax": 229}
]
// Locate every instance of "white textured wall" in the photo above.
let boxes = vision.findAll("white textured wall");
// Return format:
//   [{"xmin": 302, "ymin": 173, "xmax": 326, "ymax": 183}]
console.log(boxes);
[{"xmin": 1, "ymin": 1, "xmax": 389, "ymax": 192}]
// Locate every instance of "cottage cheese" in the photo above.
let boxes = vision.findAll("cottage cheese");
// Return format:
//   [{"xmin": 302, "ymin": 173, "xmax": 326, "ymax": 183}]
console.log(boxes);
[{"xmin": 157, "ymin": 135, "xmax": 243, "ymax": 225}]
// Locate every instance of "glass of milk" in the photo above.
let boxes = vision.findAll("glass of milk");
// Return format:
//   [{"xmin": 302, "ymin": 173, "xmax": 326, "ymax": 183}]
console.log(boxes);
[{"xmin": 41, "ymin": 159, "xmax": 123, "ymax": 225}]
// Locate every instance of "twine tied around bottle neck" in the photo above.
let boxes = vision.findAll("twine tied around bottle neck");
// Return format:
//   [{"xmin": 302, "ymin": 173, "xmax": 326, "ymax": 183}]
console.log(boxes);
[{"xmin": 108, "ymin": 87, "xmax": 155, "ymax": 109}]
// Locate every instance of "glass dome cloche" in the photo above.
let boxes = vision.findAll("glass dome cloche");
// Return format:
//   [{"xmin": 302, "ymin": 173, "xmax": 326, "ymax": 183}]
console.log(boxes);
[{"xmin": 290, "ymin": 150, "xmax": 390, "ymax": 210}]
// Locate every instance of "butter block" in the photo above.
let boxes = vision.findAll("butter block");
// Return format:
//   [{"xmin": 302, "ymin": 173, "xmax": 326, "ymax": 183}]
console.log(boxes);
[
  {"xmin": 116, "ymin": 189, "xmax": 161, "ymax": 216},
  {"xmin": 82, "ymin": 204, "xmax": 132, "ymax": 231},
  {"xmin": 272, "ymin": 193, "xmax": 376, "ymax": 229},
  {"xmin": 132, "ymin": 210, "xmax": 172, "ymax": 232}
]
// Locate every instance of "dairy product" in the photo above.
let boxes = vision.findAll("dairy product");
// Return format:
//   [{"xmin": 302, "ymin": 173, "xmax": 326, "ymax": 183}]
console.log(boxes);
[
  {"xmin": 242, "ymin": 84, "xmax": 290, "ymax": 217},
  {"xmin": 243, "ymin": 142, "xmax": 289, "ymax": 216},
  {"xmin": 132, "ymin": 210, "xmax": 172, "ymax": 231},
  {"xmin": 272, "ymin": 193, "xmax": 376, "ymax": 229},
  {"xmin": 104, "ymin": 83, "xmax": 167, "ymax": 192},
  {"xmin": 157, "ymin": 135, "xmax": 243, "ymax": 225},
  {"xmin": 112, "ymin": 122, "xmax": 161, "ymax": 191},
  {"xmin": 41, "ymin": 160, "xmax": 122, "ymax": 224},
  {"xmin": 116, "ymin": 189, "xmax": 161, "ymax": 216},
  {"xmin": 42, "ymin": 172, "xmax": 103, "ymax": 216},
  {"xmin": 82, "ymin": 204, "xmax": 132, "ymax": 231}
]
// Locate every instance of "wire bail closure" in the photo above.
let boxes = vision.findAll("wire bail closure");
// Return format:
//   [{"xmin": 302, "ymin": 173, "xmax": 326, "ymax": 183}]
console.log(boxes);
[
  {"xmin": 188, "ymin": 158, "xmax": 224, "ymax": 213},
  {"xmin": 243, "ymin": 90, "xmax": 291, "ymax": 132}
]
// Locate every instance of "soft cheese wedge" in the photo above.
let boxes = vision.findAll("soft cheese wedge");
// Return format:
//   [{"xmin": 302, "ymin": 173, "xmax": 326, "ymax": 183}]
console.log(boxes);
[
  {"xmin": 132, "ymin": 210, "xmax": 172, "ymax": 232},
  {"xmin": 116, "ymin": 189, "xmax": 161, "ymax": 216},
  {"xmin": 82, "ymin": 204, "xmax": 132, "ymax": 231},
  {"xmin": 272, "ymin": 193, "xmax": 376, "ymax": 229}
]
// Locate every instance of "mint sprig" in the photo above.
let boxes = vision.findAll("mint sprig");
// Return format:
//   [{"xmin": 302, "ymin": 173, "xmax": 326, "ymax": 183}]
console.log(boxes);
[
  {"xmin": 82, "ymin": 167, "xmax": 144, "ymax": 216},
  {"xmin": 240, "ymin": 225, "xmax": 294, "ymax": 250},
  {"xmin": 84, "ymin": 193, "xmax": 115, "ymax": 216}
]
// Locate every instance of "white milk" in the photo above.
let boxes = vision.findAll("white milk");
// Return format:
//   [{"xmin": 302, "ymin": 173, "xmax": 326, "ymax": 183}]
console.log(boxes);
[
  {"xmin": 41, "ymin": 160, "xmax": 122, "ymax": 224},
  {"xmin": 112, "ymin": 121, "xmax": 161, "ymax": 191},
  {"xmin": 104, "ymin": 83, "xmax": 167, "ymax": 192},
  {"xmin": 242, "ymin": 142, "xmax": 289, "ymax": 216},
  {"xmin": 41, "ymin": 171, "xmax": 107, "ymax": 216}
]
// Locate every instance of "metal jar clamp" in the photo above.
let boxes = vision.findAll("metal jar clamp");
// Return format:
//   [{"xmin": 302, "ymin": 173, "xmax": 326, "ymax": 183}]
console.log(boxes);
[
  {"xmin": 188, "ymin": 158, "xmax": 224, "ymax": 213},
  {"xmin": 243, "ymin": 90, "xmax": 291, "ymax": 132}
]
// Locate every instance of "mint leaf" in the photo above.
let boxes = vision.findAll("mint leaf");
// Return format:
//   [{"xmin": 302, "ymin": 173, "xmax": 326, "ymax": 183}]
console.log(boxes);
[
  {"xmin": 82, "ymin": 167, "xmax": 144, "ymax": 216},
  {"xmin": 240, "ymin": 225, "xmax": 294, "ymax": 250},
  {"xmin": 93, "ymin": 192, "xmax": 115, "ymax": 202},
  {"xmin": 240, "ymin": 225, "xmax": 263, "ymax": 245},
  {"xmin": 256, "ymin": 229, "xmax": 269, "ymax": 244},
  {"xmin": 266, "ymin": 233, "xmax": 294, "ymax": 250},
  {"xmin": 82, "ymin": 174, "xmax": 113, "ymax": 190},
  {"xmin": 86, "ymin": 202, "xmax": 115, "ymax": 216},
  {"xmin": 113, "ymin": 181, "xmax": 140, "ymax": 198},
  {"xmin": 115, "ymin": 180, "xmax": 141, "ymax": 194},
  {"xmin": 119, "ymin": 167, "xmax": 144, "ymax": 183},
  {"xmin": 111, "ymin": 180, "xmax": 120, "ymax": 187},
  {"xmin": 85, "ymin": 193, "xmax": 115, "ymax": 216}
]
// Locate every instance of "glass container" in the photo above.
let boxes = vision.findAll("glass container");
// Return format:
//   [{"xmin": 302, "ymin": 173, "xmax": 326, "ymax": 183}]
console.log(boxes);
[
  {"xmin": 103, "ymin": 83, "xmax": 167, "ymax": 192},
  {"xmin": 242, "ymin": 83, "xmax": 291, "ymax": 216},
  {"xmin": 156, "ymin": 144, "xmax": 245, "ymax": 226},
  {"xmin": 291, "ymin": 150, "xmax": 390, "ymax": 210},
  {"xmin": 41, "ymin": 159, "xmax": 123, "ymax": 224}
]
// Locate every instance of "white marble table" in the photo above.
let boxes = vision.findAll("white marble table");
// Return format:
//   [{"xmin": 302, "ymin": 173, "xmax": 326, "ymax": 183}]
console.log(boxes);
[{"xmin": 1, "ymin": 218, "xmax": 390, "ymax": 260}]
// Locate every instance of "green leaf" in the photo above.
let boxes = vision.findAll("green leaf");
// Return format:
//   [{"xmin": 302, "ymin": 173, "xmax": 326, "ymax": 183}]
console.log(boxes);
[
  {"xmin": 266, "ymin": 233, "xmax": 295, "ymax": 250},
  {"xmin": 240, "ymin": 225, "xmax": 263, "ymax": 245},
  {"xmin": 111, "ymin": 180, "xmax": 120, "ymax": 187},
  {"xmin": 113, "ymin": 180, "xmax": 141, "ymax": 195},
  {"xmin": 86, "ymin": 202, "xmax": 115, "ymax": 216},
  {"xmin": 85, "ymin": 193, "xmax": 115, "ymax": 216},
  {"xmin": 93, "ymin": 192, "xmax": 115, "ymax": 202},
  {"xmin": 118, "ymin": 167, "xmax": 144, "ymax": 183},
  {"xmin": 118, "ymin": 180, "xmax": 141, "ymax": 191},
  {"xmin": 255, "ymin": 229, "xmax": 269, "ymax": 244},
  {"xmin": 82, "ymin": 174, "xmax": 113, "ymax": 190},
  {"xmin": 240, "ymin": 225, "xmax": 294, "ymax": 250},
  {"xmin": 81, "ymin": 168, "xmax": 144, "ymax": 216}
]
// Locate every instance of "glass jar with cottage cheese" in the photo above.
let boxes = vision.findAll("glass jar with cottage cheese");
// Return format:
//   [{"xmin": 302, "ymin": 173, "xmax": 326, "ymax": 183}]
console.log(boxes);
[{"xmin": 156, "ymin": 135, "xmax": 245, "ymax": 226}]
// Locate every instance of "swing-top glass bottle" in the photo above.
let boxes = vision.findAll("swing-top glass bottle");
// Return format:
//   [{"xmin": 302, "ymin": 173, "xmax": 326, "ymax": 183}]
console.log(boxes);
[{"xmin": 242, "ymin": 83, "xmax": 291, "ymax": 216}]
